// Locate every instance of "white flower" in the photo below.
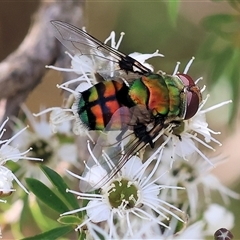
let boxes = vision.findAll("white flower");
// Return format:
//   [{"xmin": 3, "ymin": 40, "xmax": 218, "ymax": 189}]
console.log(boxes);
[
  {"xmin": 0, "ymin": 166, "xmax": 15, "ymax": 197},
  {"xmin": 62, "ymin": 152, "xmax": 185, "ymax": 238},
  {"xmin": 203, "ymin": 204, "xmax": 234, "ymax": 236},
  {"xmin": 129, "ymin": 50, "xmax": 163, "ymax": 72},
  {"xmin": 49, "ymin": 107, "xmax": 76, "ymax": 134},
  {"xmin": 12, "ymin": 106, "xmax": 78, "ymax": 184},
  {"xmin": 0, "ymin": 118, "xmax": 42, "ymax": 196},
  {"xmin": 156, "ymin": 153, "xmax": 239, "ymax": 219},
  {"xmin": 162, "ymin": 95, "xmax": 231, "ymax": 166},
  {"xmin": 45, "ymin": 30, "xmax": 126, "ymax": 87}
]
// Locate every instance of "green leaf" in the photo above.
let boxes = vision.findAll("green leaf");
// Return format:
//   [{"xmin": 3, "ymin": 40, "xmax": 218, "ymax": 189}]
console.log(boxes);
[
  {"xmin": 19, "ymin": 195, "xmax": 33, "ymax": 232},
  {"xmin": 40, "ymin": 165, "xmax": 80, "ymax": 210},
  {"xmin": 203, "ymin": 14, "xmax": 233, "ymax": 30},
  {"xmin": 58, "ymin": 215, "xmax": 82, "ymax": 225},
  {"xmin": 202, "ymin": 14, "xmax": 239, "ymax": 40},
  {"xmin": 209, "ymin": 46, "xmax": 234, "ymax": 87},
  {"xmin": 167, "ymin": 0, "xmax": 180, "ymax": 27},
  {"xmin": 228, "ymin": 50, "xmax": 240, "ymax": 125},
  {"xmin": 26, "ymin": 178, "xmax": 69, "ymax": 214},
  {"xmin": 29, "ymin": 196, "xmax": 59, "ymax": 230},
  {"xmin": 78, "ymin": 231, "xmax": 86, "ymax": 240},
  {"xmin": 21, "ymin": 225, "xmax": 74, "ymax": 240},
  {"xmin": 197, "ymin": 35, "xmax": 217, "ymax": 60}
]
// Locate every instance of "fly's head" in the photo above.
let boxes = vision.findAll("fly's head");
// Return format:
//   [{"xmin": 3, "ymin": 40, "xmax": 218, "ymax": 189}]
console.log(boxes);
[{"xmin": 177, "ymin": 74, "xmax": 202, "ymax": 120}]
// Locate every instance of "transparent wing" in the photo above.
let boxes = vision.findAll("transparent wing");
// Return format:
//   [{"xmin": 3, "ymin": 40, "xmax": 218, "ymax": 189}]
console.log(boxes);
[
  {"xmin": 79, "ymin": 106, "xmax": 165, "ymax": 192},
  {"xmin": 50, "ymin": 21, "xmax": 152, "ymax": 78}
]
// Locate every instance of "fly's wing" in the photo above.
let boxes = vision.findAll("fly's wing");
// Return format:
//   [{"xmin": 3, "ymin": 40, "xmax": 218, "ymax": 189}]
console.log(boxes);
[
  {"xmin": 79, "ymin": 106, "xmax": 165, "ymax": 192},
  {"xmin": 50, "ymin": 21, "xmax": 152, "ymax": 79},
  {"xmin": 79, "ymin": 106, "xmax": 134, "ymax": 192}
]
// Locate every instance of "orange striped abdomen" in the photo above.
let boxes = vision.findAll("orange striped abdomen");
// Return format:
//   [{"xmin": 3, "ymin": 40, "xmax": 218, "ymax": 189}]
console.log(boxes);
[{"xmin": 78, "ymin": 81, "xmax": 129, "ymax": 130}]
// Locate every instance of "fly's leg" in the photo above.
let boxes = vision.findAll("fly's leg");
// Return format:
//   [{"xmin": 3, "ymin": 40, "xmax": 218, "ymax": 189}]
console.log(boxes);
[{"xmin": 170, "ymin": 120, "xmax": 183, "ymax": 140}]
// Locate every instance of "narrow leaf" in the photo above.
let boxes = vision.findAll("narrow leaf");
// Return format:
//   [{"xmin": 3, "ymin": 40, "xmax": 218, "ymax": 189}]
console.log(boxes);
[
  {"xmin": 229, "ymin": 52, "xmax": 240, "ymax": 125},
  {"xmin": 40, "ymin": 165, "xmax": 80, "ymax": 210},
  {"xmin": 78, "ymin": 231, "xmax": 86, "ymax": 240},
  {"xmin": 29, "ymin": 197, "xmax": 59, "ymax": 230},
  {"xmin": 26, "ymin": 178, "xmax": 69, "ymax": 214},
  {"xmin": 167, "ymin": 0, "xmax": 180, "ymax": 26},
  {"xmin": 209, "ymin": 46, "xmax": 234, "ymax": 87},
  {"xmin": 202, "ymin": 14, "xmax": 238, "ymax": 39},
  {"xmin": 58, "ymin": 215, "xmax": 81, "ymax": 225}
]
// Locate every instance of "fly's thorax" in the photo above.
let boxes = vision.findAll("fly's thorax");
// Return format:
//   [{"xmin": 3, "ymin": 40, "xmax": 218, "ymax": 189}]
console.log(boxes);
[
  {"xmin": 162, "ymin": 74, "xmax": 184, "ymax": 118},
  {"xmin": 128, "ymin": 74, "xmax": 171, "ymax": 117}
]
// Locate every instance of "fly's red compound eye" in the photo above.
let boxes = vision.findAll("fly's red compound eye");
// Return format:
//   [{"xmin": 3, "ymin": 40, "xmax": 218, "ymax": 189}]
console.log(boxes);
[
  {"xmin": 177, "ymin": 74, "xmax": 201, "ymax": 120},
  {"xmin": 184, "ymin": 89, "xmax": 200, "ymax": 119},
  {"xmin": 178, "ymin": 73, "xmax": 195, "ymax": 87}
]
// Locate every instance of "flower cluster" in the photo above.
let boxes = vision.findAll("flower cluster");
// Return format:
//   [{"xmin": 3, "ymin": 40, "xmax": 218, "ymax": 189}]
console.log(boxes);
[
  {"xmin": 39, "ymin": 29, "xmax": 238, "ymax": 239},
  {"xmin": 64, "ymin": 154, "xmax": 185, "ymax": 237},
  {"xmin": 1, "ymin": 27, "xmax": 237, "ymax": 239}
]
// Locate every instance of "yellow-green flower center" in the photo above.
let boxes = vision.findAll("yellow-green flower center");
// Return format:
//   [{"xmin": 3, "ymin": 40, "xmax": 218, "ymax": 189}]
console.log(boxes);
[{"xmin": 108, "ymin": 179, "xmax": 139, "ymax": 209}]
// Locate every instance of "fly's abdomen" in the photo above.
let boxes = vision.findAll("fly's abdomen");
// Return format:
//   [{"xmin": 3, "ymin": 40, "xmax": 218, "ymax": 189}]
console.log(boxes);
[{"xmin": 78, "ymin": 81, "xmax": 125, "ymax": 130}]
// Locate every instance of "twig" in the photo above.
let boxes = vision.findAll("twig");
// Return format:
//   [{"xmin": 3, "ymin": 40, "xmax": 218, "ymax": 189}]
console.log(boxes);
[{"xmin": 0, "ymin": 0, "xmax": 85, "ymax": 137}]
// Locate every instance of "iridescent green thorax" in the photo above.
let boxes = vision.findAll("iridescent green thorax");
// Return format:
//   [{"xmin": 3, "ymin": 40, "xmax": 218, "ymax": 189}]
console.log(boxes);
[
  {"xmin": 163, "ymin": 74, "xmax": 184, "ymax": 118},
  {"xmin": 128, "ymin": 74, "xmax": 183, "ymax": 118}
]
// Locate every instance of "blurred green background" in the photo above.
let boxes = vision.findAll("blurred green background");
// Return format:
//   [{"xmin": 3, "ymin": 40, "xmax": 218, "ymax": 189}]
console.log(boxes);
[{"xmin": 0, "ymin": 0, "xmax": 240, "ymax": 238}]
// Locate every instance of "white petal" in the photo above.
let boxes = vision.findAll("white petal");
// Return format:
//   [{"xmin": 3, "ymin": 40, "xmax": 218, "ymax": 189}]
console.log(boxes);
[
  {"xmin": 83, "ymin": 165, "xmax": 108, "ymax": 189},
  {"xmin": 0, "ymin": 145, "xmax": 21, "ymax": 162},
  {"xmin": 0, "ymin": 167, "xmax": 13, "ymax": 194},
  {"xmin": 122, "ymin": 156, "xmax": 142, "ymax": 178},
  {"xmin": 174, "ymin": 136, "xmax": 196, "ymax": 158},
  {"xmin": 87, "ymin": 200, "xmax": 110, "ymax": 222},
  {"xmin": 75, "ymin": 82, "xmax": 92, "ymax": 92},
  {"xmin": 58, "ymin": 144, "xmax": 77, "ymax": 164},
  {"xmin": 71, "ymin": 55, "xmax": 94, "ymax": 74},
  {"xmin": 204, "ymin": 204, "xmax": 234, "ymax": 235},
  {"xmin": 174, "ymin": 221, "xmax": 205, "ymax": 239}
]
